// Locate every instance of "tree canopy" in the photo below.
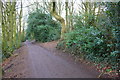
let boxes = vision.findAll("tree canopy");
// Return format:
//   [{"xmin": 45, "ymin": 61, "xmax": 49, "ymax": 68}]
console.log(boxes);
[{"xmin": 1, "ymin": 0, "xmax": 120, "ymax": 78}]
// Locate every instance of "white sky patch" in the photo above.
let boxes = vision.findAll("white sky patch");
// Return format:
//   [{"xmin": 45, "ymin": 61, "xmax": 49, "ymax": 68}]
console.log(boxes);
[
  {"xmin": 5, "ymin": 0, "xmax": 119, "ymax": 29},
  {"xmin": 4, "ymin": 0, "xmax": 120, "ymax": 2}
]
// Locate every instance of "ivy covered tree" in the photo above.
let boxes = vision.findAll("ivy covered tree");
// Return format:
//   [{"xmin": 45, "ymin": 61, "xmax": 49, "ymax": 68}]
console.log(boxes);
[
  {"xmin": 106, "ymin": 2, "xmax": 120, "ymax": 77},
  {"xmin": 2, "ymin": 1, "xmax": 24, "ymax": 58}
]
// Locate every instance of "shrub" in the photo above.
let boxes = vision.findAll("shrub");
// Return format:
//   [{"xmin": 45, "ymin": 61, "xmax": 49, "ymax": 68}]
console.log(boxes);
[
  {"xmin": 25, "ymin": 9, "xmax": 61, "ymax": 42},
  {"xmin": 57, "ymin": 26, "xmax": 117, "ymax": 69}
]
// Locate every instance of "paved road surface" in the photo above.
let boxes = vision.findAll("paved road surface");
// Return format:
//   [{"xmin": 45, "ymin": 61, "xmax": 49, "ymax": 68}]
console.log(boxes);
[{"xmin": 25, "ymin": 41, "xmax": 98, "ymax": 78}]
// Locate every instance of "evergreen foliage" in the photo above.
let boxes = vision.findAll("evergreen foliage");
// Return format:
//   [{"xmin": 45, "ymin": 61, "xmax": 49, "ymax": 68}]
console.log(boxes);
[
  {"xmin": 57, "ymin": 2, "xmax": 120, "ymax": 71},
  {"xmin": 26, "ymin": 9, "xmax": 61, "ymax": 42}
]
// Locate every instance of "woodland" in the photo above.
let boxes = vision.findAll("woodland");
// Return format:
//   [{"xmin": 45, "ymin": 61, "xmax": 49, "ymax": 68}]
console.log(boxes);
[{"xmin": 0, "ymin": 0, "xmax": 120, "ymax": 78}]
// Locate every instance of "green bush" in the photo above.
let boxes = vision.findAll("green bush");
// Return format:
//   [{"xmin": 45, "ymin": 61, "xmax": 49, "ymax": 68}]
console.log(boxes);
[
  {"xmin": 25, "ymin": 9, "xmax": 61, "ymax": 42},
  {"xmin": 57, "ymin": 9, "xmax": 119, "ymax": 70},
  {"xmin": 57, "ymin": 26, "xmax": 117, "ymax": 69},
  {"xmin": 33, "ymin": 25, "xmax": 61, "ymax": 42}
]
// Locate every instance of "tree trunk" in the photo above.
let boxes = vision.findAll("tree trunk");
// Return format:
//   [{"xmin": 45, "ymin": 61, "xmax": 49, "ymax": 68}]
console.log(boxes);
[
  {"xmin": 65, "ymin": 1, "xmax": 68, "ymax": 31},
  {"xmin": 50, "ymin": 2, "xmax": 66, "ymax": 40}
]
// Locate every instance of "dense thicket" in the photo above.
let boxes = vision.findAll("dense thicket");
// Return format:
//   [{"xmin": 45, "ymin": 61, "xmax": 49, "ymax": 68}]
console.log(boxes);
[
  {"xmin": 57, "ymin": 2, "xmax": 120, "ymax": 71},
  {"xmin": 106, "ymin": 2, "xmax": 120, "ymax": 76},
  {"xmin": 26, "ymin": 9, "xmax": 61, "ymax": 42}
]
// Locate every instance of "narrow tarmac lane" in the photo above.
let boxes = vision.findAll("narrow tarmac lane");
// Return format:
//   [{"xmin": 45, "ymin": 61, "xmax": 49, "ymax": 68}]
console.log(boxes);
[{"xmin": 25, "ymin": 41, "xmax": 98, "ymax": 78}]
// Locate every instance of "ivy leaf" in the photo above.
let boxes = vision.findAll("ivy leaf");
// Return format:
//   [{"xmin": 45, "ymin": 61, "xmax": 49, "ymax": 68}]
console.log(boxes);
[{"xmin": 106, "ymin": 69, "xmax": 112, "ymax": 72}]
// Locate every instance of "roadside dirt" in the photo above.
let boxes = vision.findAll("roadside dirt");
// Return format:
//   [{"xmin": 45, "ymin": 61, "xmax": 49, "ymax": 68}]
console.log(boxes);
[
  {"xmin": 2, "ymin": 41, "xmax": 110, "ymax": 78},
  {"xmin": 2, "ymin": 45, "xmax": 31, "ymax": 78}
]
